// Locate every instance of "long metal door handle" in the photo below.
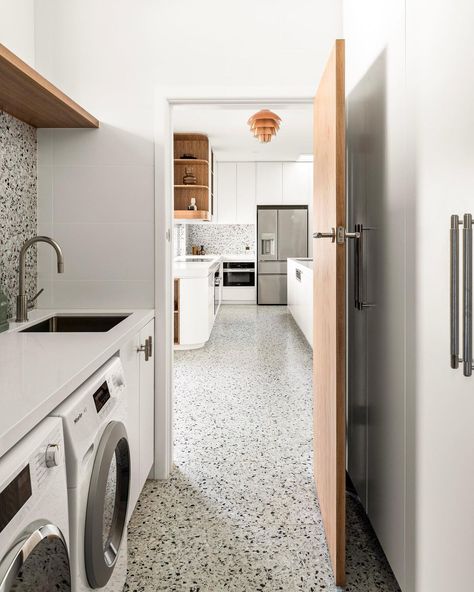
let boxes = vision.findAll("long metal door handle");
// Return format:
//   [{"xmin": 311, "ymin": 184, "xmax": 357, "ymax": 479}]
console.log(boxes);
[
  {"xmin": 463, "ymin": 214, "xmax": 472, "ymax": 376},
  {"xmin": 354, "ymin": 224, "xmax": 375, "ymax": 310},
  {"xmin": 451, "ymin": 215, "xmax": 460, "ymax": 369}
]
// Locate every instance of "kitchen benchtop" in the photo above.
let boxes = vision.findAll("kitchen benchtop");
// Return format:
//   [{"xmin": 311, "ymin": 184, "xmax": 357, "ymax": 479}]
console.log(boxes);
[
  {"xmin": 288, "ymin": 257, "xmax": 313, "ymax": 270},
  {"xmin": 0, "ymin": 308, "xmax": 154, "ymax": 459},
  {"xmin": 174, "ymin": 254, "xmax": 256, "ymax": 279}
]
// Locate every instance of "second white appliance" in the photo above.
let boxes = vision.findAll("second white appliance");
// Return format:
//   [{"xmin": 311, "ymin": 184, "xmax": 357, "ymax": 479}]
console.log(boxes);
[
  {"xmin": 51, "ymin": 357, "xmax": 130, "ymax": 592},
  {"xmin": 0, "ymin": 417, "xmax": 71, "ymax": 590}
]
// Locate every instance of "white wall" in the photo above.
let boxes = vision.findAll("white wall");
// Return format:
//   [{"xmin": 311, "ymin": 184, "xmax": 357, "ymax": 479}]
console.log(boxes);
[
  {"xmin": 34, "ymin": 0, "xmax": 341, "ymax": 309},
  {"xmin": 35, "ymin": 0, "xmax": 156, "ymax": 308},
  {"xmin": 0, "ymin": 0, "xmax": 35, "ymax": 65}
]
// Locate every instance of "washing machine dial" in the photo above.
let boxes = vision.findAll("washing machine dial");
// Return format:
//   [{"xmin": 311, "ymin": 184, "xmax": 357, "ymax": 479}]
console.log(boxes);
[{"xmin": 45, "ymin": 443, "xmax": 62, "ymax": 468}]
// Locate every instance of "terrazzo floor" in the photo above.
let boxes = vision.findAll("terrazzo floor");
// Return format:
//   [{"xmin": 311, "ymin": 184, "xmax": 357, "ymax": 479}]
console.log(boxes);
[{"xmin": 126, "ymin": 305, "xmax": 401, "ymax": 591}]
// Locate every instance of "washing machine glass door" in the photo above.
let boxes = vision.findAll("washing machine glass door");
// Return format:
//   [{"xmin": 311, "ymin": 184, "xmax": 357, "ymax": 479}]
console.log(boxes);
[
  {"xmin": 0, "ymin": 523, "xmax": 71, "ymax": 591},
  {"xmin": 85, "ymin": 421, "xmax": 130, "ymax": 589}
]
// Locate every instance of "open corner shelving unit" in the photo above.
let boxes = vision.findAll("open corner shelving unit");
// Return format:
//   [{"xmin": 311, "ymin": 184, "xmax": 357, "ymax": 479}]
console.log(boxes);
[
  {"xmin": 0, "ymin": 43, "xmax": 99, "ymax": 128},
  {"xmin": 173, "ymin": 133, "xmax": 214, "ymax": 221}
]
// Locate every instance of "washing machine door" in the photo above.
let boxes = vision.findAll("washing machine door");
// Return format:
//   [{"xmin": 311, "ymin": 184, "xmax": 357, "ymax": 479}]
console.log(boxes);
[
  {"xmin": 84, "ymin": 421, "xmax": 130, "ymax": 589},
  {"xmin": 0, "ymin": 523, "xmax": 71, "ymax": 591}
]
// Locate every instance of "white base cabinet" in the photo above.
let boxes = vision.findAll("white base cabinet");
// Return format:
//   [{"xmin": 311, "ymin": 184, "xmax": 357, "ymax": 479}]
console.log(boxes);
[
  {"xmin": 287, "ymin": 259, "xmax": 313, "ymax": 347},
  {"xmin": 120, "ymin": 318, "xmax": 155, "ymax": 516}
]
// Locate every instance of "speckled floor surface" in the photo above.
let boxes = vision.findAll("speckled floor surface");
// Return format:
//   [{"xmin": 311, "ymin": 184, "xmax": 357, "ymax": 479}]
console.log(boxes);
[{"xmin": 126, "ymin": 305, "xmax": 400, "ymax": 591}]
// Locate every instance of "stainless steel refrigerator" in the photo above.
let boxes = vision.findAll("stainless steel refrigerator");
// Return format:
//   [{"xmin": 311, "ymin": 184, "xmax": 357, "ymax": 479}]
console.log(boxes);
[{"xmin": 257, "ymin": 205, "xmax": 308, "ymax": 304}]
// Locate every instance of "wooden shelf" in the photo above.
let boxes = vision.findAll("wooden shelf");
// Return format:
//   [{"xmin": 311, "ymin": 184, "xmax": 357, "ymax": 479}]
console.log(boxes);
[
  {"xmin": 174, "ymin": 210, "xmax": 211, "ymax": 221},
  {"xmin": 174, "ymin": 184, "xmax": 209, "ymax": 189},
  {"xmin": 174, "ymin": 159, "xmax": 208, "ymax": 165},
  {"xmin": 0, "ymin": 43, "xmax": 99, "ymax": 128}
]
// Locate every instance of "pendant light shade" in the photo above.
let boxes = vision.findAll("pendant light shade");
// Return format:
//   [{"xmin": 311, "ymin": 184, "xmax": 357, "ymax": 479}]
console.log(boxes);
[{"xmin": 247, "ymin": 109, "xmax": 281, "ymax": 143}]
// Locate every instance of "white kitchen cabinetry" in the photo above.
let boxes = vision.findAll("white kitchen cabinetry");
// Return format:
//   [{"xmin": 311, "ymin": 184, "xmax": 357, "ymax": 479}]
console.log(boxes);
[
  {"xmin": 236, "ymin": 163, "xmax": 256, "ymax": 223},
  {"xmin": 176, "ymin": 261, "xmax": 221, "ymax": 349},
  {"xmin": 256, "ymin": 162, "xmax": 283, "ymax": 204},
  {"xmin": 287, "ymin": 259, "xmax": 313, "ymax": 347},
  {"xmin": 120, "ymin": 318, "xmax": 155, "ymax": 515},
  {"xmin": 282, "ymin": 162, "xmax": 312, "ymax": 204},
  {"xmin": 216, "ymin": 163, "xmax": 236, "ymax": 223}
]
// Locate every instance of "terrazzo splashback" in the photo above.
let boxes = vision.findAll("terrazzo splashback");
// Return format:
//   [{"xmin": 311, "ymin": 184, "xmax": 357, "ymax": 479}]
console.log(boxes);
[
  {"xmin": 186, "ymin": 224, "xmax": 255, "ymax": 255},
  {"xmin": 0, "ymin": 111, "xmax": 38, "ymax": 318}
]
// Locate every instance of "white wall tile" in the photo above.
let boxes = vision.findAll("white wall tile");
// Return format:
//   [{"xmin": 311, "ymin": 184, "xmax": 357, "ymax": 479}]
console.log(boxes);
[
  {"xmin": 52, "ymin": 165, "xmax": 154, "ymax": 224},
  {"xmin": 51, "ymin": 223, "xmax": 154, "ymax": 282}
]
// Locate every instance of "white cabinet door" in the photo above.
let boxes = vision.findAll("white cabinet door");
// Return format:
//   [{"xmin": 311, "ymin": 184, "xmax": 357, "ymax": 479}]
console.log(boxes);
[
  {"xmin": 216, "ymin": 163, "xmax": 237, "ymax": 223},
  {"xmin": 256, "ymin": 162, "xmax": 283, "ymax": 204},
  {"xmin": 282, "ymin": 162, "xmax": 312, "ymax": 204},
  {"xmin": 120, "ymin": 333, "xmax": 141, "ymax": 518},
  {"xmin": 236, "ymin": 163, "xmax": 256, "ymax": 224},
  {"xmin": 138, "ymin": 319, "xmax": 155, "ymax": 489}
]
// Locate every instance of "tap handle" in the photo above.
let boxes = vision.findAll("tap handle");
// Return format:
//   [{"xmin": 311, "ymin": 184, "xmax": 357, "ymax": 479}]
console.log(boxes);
[{"xmin": 28, "ymin": 288, "xmax": 44, "ymax": 309}]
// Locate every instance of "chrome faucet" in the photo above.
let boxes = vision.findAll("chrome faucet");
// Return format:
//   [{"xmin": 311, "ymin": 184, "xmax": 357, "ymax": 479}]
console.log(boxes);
[{"xmin": 16, "ymin": 236, "xmax": 64, "ymax": 322}]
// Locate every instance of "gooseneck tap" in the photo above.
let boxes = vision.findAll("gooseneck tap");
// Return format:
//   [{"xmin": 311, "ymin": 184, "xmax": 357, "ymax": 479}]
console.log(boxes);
[{"xmin": 16, "ymin": 236, "xmax": 64, "ymax": 322}]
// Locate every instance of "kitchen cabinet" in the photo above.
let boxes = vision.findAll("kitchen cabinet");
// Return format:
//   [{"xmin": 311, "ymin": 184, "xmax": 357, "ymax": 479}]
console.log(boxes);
[
  {"xmin": 282, "ymin": 162, "xmax": 312, "ymax": 204},
  {"xmin": 216, "ymin": 163, "xmax": 237, "ymax": 223},
  {"xmin": 287, "ymin": 259, "xmax": 313, "ymax": 347},
  {"xmin": 236, "ymin": 163, "xmax": 256, "ymax": 223},
  {"xmin": 120, "ymin": 318, "xmax": 155, "ymax": 515},
  {"xmin": 256, "ymin": 162, "xmax": 283, "ymax": 204},
  {"xmin": 215, "ymin": 161, "xmax": 312, "ymax": 222}
]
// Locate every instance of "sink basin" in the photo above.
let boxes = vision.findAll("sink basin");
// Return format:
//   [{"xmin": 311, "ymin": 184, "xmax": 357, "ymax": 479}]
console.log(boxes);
[{"xmin": 20, "ymin": 314, "xmax": 129, "ymax": 333}]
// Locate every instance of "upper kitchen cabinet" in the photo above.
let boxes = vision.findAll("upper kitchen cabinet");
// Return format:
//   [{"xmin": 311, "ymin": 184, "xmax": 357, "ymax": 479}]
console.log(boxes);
[
  {"xmin": 174, "ymin": 133, "xmax": 214, "ymax": 221},
  {"xmin": 0, "ymin": 43, "xmax": 99, "ymax": 128},
  {"xmin": 236, "ymin": 163, "xmax": 256, "ymax": 224},
  {"xmin": 256, "ymin": 163, "xmax": 283, "ymax": 205},
  {"xmin": 282, "ymin": 162, "xmax": 312, "ymax": 205},
  {"xmin": 216, "ymin": 163, "xmax": 236, "ymax": 223}
]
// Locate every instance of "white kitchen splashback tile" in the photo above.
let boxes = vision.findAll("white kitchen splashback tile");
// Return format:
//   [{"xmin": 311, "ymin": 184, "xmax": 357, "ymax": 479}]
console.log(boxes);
[
  {"xmin": 186, "ymin": 224, "xmax": 255, "ymax": 255},
  {"xmin": 173, "ymin": 224, "xmax": 186, "ymax": 257},
  {"xmin": 0, "ymin": 111, "xmax": 37, "ymax": 318}
]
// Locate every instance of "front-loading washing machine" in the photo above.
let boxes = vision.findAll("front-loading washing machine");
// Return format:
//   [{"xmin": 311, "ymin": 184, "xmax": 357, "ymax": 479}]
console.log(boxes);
[
  {"xmin": 0, "ymin": 416, "xmax": 71, "ymax": 591},
  {"xmin": 51, "ymin": 356, "xmax": 131, "ymax": 592}
]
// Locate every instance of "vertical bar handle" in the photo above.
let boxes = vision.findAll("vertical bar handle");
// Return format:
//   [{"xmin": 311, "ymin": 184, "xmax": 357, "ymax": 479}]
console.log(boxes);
[
  {"xmin": 463, "ymin": 214, "xmax": 472, "ymax": 376},
  {"xmin": 354, "ymin": 224, "xmax": 363, "ymax": 309},
  {"xmin": 451, "ymin": 215, "xmax": 460, "ymax": 369}
]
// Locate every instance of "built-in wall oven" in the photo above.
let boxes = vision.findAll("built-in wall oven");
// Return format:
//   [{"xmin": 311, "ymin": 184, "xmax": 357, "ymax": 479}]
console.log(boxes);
[
  {"xmin": 214, "ymin": 268, "xmax": 221, "ymax": 315},
  {"xmin": 223, "ymin": 262, "xmax": 256, "ymax": 287}
]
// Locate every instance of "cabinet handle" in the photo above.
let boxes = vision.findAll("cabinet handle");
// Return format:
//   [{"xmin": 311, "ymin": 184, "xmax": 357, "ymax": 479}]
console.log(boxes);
[{"xmin": 147, "ymin": 335, "xmax": 153, "ymax": 360}]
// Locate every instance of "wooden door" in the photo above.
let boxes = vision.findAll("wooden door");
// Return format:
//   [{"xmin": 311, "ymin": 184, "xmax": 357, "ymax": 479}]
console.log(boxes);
[{"xmin": 313, "ymin": 39, "xmax": 346, "ymax": 587}]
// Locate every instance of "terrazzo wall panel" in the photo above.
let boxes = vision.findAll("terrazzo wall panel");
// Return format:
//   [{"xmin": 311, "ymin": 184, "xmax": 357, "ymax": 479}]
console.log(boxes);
[
  {"xmin": 186, "ymin": 224, "xmax": 255, "ymax": 255},
  {"xmin": 0, "ymin": 111, "xmax": 38, "ymax": 317}
]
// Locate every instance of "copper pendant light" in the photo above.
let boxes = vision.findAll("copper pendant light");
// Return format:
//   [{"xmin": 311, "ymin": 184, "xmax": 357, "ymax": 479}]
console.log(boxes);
[{"xmin": 247, "ymin": 109, "xmax": 281, "ymax": 143}]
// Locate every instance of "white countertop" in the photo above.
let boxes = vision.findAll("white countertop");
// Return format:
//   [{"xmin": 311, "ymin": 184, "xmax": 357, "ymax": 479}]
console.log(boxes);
[
  {"xmin": 174, "ymin": 255, "xmax": 221, "ymax": 279},
  {"xmin": 174, "ymin": 254, "xmax": 256, "ymax": 279},
  {"xmin": 288, "ymin": 258, "xmax": 314, "ymax": 270},
  {"xmin": 0, "ymin": 308, "xmax": 154, "ymax": 458}
]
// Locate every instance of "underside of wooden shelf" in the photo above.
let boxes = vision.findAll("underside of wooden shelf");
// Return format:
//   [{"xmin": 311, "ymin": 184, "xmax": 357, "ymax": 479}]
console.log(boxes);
[
  {"xmin": 174, "ymin": 159, "xmax": 208, "ymax": 165},
  {"xmin": 0, "ymin": 43, "xmax": 99, "ymax": 128},
  {"xmin": 174, "ymin": 210, "xmax": 211, "ymax": 221},
  {"xmin": 174, "ymin": 184, "xmax": 209, "ymax": 189}
]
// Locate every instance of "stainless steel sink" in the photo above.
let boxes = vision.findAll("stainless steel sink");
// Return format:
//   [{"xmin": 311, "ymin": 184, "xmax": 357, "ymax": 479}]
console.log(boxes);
[{"xmin": 20, "ymin": 314, "xmax": 129, "ymax": 333}]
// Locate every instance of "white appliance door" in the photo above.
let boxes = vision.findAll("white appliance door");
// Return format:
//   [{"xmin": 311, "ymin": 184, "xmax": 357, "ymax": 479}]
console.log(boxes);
[
  {"xmin": 277, "ymin": 208, "xmax": 308, "ymax": 260},
  {"xmin": 84, "ymin": 421, "xmax": 130, "ymax": 589},
  {"xmin": 0, "ymin": 523, "xmax": 71, "ymax": 591}
]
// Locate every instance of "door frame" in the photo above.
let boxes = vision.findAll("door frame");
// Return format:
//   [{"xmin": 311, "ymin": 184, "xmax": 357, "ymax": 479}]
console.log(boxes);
[{"xmin": 153, "ymin": 88, "xmax": 313, "ymax": 479}]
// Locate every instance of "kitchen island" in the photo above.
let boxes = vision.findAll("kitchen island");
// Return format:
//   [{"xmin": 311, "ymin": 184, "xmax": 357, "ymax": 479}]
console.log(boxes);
[{"xmin": 174, "ymin": 255, "xmax": 222, "ymax": 349}]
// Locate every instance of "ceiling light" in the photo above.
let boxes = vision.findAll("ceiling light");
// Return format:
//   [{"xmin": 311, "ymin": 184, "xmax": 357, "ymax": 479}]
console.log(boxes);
[{"xmin": 247, "ymin": 109, "xmax": 281, "ymax": 143}]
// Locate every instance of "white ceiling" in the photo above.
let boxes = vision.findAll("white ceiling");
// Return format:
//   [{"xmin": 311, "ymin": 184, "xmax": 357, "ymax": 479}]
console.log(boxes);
[{"xmin": 173, "ymin": 104, "xmax": 313, "ymax": 162}]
